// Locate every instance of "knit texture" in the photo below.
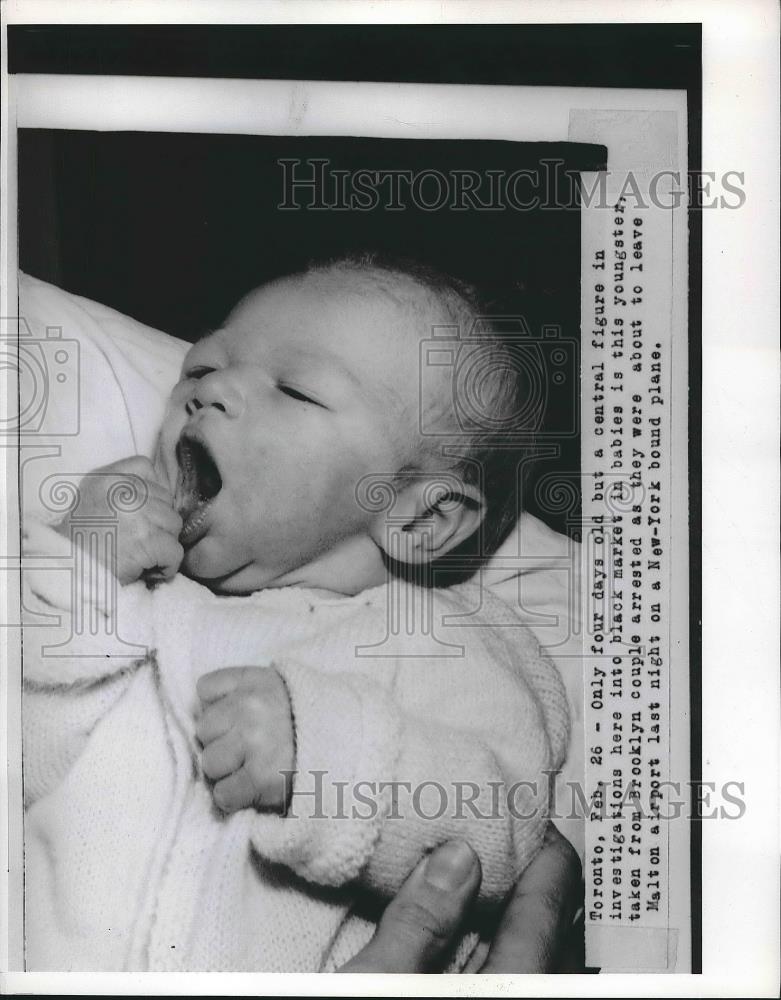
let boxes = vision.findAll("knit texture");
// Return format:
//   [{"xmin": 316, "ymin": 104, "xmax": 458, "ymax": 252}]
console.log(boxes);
[{"xmin": 22, "ymin": 517, "xmax": 570, "ymax": 972}]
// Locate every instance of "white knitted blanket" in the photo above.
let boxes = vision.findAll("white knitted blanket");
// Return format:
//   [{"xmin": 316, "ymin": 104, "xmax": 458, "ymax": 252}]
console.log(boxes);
[{"xmin": 22, "ymin": 518, "xmax": 570, "ymax": 972}]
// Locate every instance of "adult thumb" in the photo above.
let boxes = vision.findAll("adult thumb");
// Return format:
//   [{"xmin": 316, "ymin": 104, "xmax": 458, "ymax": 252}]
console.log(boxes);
[{"xmin": 338, "ymin": 841, "xmax": 481, "ymax": 973}]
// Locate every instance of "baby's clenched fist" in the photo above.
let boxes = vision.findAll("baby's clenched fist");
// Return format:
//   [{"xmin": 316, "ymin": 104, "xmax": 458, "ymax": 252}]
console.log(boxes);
[
  {"xmin": 195, "ymin": 666, "xmax": 295, "ymax": 815},
  {"xmin": 54, "ymin": 455, "xmax": 183, "ymax": 585}
]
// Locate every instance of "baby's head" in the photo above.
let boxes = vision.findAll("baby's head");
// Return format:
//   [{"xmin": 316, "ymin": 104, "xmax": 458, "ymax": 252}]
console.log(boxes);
[{"xmin": 156, "ymin": 256, "xmax": 532, "ymax": 594}]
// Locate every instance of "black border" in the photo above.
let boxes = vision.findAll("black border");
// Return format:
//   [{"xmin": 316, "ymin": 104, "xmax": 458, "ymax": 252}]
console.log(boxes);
[
  {"xmin": 7, "ymin": 21, "xmax": 703, "ymax": 973},
  {"xmin": 9, "ymin": 22, "xmax": 701, "ymax": 88}
]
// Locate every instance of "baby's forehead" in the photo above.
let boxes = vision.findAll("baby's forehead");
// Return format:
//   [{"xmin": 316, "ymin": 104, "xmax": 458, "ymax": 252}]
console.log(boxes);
[
  {"xmin": 298, "ymin": 269, "xmax": 440, "ymax": 322},
  {"xmin": 235, "ymin": 271, "xmax": 443, "ymax": 349}
]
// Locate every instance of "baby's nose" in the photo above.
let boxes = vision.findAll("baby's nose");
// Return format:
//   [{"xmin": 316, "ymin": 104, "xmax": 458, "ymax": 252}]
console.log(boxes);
[{"xmin": 186, "ymin": 372, "xmax": 244, "ymax": 419}]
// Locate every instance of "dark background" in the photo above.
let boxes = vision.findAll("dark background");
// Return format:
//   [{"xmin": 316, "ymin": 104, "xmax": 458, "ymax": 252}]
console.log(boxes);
[
  {"xmin": 18, "ymin": 132, "xmax": 603, "ymax": 345},
  {"xmin": 8, "ymin": 22, "xmax": 701, "ymax": 90}
]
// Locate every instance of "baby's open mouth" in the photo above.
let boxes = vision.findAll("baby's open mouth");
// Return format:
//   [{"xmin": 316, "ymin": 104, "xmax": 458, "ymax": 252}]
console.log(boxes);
[{"xmin": 175, "ymin": 433, "xmax": 223, "ymax": 546}]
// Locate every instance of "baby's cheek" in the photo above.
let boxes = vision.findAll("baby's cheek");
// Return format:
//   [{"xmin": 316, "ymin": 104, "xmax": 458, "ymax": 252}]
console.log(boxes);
[
  {"xmin": 152, "ymin": 441, "xmax": 174, "ymax": 491},
  {"xmin": 156, "ymin": 406, "xmax": 186, "ymax": 468},
  {"xmin": 180, "ymin": 534, "xmax": 227, "ymax": 579}
]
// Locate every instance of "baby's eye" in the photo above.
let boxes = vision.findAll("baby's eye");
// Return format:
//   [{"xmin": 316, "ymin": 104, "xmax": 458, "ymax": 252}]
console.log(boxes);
[
  {"xmin": 277, "ymin": 383, "xmax": 327, "ymax": 409},
  {"xmin": 186, "ymin": 365, "xmax": 217, "ymax": 380}
]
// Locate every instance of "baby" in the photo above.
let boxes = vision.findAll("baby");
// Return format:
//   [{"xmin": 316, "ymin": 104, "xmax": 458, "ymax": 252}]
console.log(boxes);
[{"xmin": 22, "ymin": 257, "xmax": 570, "ymax": 972}]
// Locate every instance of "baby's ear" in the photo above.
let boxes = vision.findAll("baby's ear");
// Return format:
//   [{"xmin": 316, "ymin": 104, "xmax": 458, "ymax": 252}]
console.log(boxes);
[{"xmin": 368, "ymin": 473, "xmax": 486, "ymax": 566}]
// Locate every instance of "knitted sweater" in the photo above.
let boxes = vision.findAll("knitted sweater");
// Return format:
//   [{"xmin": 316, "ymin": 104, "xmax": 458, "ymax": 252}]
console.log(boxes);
[{"xmin": 22, "ymin": 518, "xmax": 570, "ymax": 972}]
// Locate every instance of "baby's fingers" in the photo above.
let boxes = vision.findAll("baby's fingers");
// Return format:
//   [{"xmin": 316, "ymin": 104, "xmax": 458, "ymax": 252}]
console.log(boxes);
[
  {"xmin": 197, "ymin": 665, "xmax": 266, "ymax": 704},
  {"xmin": 139, "ymin": 528, "xmax": 184, "ymax": 580},
  {"xmin": 212, "ymin": 766, "xmax": 258, "ymax": 814},
  {"xmin": 144, "ymin": 497, "xmax": 183, "ymax": 536},
  {"xmin": 194, "ymin": 697, "xmax": 234, "ymax": 746},
  {"xmin": 202, "ymin": 731, "xmax": 244, "ymax": 782}
]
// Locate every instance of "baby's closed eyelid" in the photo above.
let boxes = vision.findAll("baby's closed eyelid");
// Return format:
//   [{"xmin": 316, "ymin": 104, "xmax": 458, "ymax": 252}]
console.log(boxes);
[{"xmin": 276, "ymin": 381, "xmax": 329, "ymax": 409}]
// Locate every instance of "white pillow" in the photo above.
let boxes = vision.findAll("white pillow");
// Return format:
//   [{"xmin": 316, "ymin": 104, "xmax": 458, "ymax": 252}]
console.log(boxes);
[
  {"xmin": 18, "ymin": 271, "xmax": 188, "ymax": 473},
  {"xmin": 17, "ymin": 271, "xmax": 584, "ymax": 851}
]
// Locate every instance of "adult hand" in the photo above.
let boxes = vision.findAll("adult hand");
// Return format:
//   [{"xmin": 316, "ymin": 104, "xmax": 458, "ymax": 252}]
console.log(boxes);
[{"xmin": 338, "ymin": 823, "xmax": 583, "ymax": 973}]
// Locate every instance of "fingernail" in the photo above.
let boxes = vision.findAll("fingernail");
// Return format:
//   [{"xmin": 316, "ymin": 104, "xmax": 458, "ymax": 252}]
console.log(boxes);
[{"xmin": 424, "ymin": 841, "xmax": 477, "ymax": 891}]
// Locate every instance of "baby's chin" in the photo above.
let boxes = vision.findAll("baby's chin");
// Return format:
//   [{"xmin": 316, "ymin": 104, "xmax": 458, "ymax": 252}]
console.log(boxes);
[
  {"xmin": 179, "ymin": 537, "xmax": 228, "ymax": 583},
  {"xmin": 179, "ymin": 527, "xmax": 383, "ymax": 596},
  {"xmin": 179, "ymin": 539, "xmax": 276, "ymax": 595}
]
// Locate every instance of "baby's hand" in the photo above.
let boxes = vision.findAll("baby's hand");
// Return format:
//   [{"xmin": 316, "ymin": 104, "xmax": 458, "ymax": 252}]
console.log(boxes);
[
  {"xmin": 196, "ymin": 666, "xmax": 295, "ymax": 815},
  {"xmin": 54, "ymin": 456, "xmax": 183, "ymax": 585}
]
